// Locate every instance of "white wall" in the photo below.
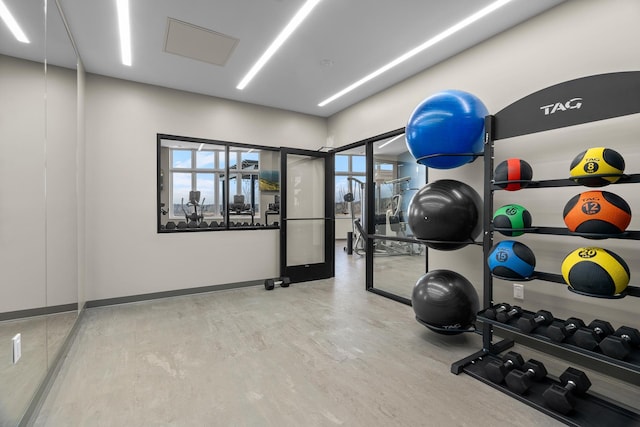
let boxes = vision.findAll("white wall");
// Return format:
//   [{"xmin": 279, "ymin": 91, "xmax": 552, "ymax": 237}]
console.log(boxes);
[
  {"xmin": 84, "ymin": 75, "xmax": 327, "ymax": 301},
  {"xmin": 327, "ymin": 0, "xmax": 640, "ymax": 326}
]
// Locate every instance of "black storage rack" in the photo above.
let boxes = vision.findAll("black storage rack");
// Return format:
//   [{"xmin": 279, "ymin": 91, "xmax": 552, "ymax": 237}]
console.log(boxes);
[{"xmin": 452, "ymin": 72, "xmax": 640, "ymax": 425}]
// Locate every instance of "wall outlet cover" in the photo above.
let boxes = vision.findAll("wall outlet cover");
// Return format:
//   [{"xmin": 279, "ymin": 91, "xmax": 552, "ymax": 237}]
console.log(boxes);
[{"xmin": 513, "ymin": 283, "xmax": 524, "ymax": 300}]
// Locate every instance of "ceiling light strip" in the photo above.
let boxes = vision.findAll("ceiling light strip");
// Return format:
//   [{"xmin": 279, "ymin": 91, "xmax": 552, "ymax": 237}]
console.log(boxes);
[
  {"xmin": 0, "ymin": 0, "xmax": 30, "ymax": 43},
  {"xmin": 318, "ymin": 0, "xmax": 513, "ymax": 107},
  {"xmin": 237, "ymin": 0, "xmax": 322, "ymax": 90},
  {"xmin": 116, "ymin": 0, "xmax": 132, "ymax": 66}
]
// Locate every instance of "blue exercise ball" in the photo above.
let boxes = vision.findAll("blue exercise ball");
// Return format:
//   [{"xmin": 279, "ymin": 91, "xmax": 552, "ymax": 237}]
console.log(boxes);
[{"xmin": 406, "ymin": 90, "xmax": 488, "ymax": 169}]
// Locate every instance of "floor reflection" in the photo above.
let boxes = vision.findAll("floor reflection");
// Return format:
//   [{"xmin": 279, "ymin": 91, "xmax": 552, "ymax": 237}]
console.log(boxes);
[{"xmin": 0, "ymin": 311, "xmax": 76, "ymax": 426}]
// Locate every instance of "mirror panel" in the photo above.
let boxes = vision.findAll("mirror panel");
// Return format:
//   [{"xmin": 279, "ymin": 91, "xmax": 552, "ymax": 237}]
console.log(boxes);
[
  {"xmin": 370, "ymin": 133, "xmax": 427, "ymax": 299},
  {"xmin": 0, "ymin": 0, "xmax": 78, "ymax": 424},
  {"xmin": 0, "ymin": 1, "xmax": 46, "ymax": 424}
]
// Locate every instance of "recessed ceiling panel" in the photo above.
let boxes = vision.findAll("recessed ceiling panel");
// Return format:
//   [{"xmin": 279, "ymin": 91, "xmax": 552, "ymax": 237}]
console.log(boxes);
[{"xmin": 164, "ymin": 18, "xmax": 238, "ymax": 66}]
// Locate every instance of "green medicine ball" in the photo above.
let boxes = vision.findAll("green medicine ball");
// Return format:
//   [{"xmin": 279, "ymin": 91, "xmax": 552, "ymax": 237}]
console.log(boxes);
[{"xmin": 493, "ymin": 204, "xmax": 532, "ymax": 237}]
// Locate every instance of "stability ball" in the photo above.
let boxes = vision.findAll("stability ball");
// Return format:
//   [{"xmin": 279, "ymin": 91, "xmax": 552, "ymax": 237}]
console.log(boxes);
[
  {"xmin": 412, "ymin": 269, "xmax": 479, "ymax": 335},
  {"xmin": 406, "ymin": 90, "xmax": 488, "ymax": 169},
  {"xmin": 407, "ymin": 179, "xmax": 482, "ymax": 250}
]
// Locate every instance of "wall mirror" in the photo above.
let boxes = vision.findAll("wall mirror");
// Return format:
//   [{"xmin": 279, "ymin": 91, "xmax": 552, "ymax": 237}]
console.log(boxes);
[
  {"xmin": 0, "ymin": 1, "xmax": 79, "ymax": 425},
  {"xmin": 158, "ymin": 135, "xmax": 281, "ymax": 231},
  {"xmin": 370, "ymin": 132, "xmax": 428, "ymax": 302}
]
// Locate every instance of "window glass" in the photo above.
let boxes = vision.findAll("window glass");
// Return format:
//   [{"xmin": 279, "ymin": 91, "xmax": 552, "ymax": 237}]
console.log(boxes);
[
  {"xmin": 159, "ymin": 137, "xmax": 275, "ymax": 231},
  {"xmin": 335, "ymin": 155, "xmax": 349, "ymax": 172},
  {"xmin": 196, "ymin": 151, "xmax": 215, "ymax": 169},
  {"xmin": 334, "ymin": 153, "xmax": 366, "ymax": 216},
  {"xmin": 241, "ymin": 151, "xmax": 259, "ymax": 168},
  {"xmin": 172, "ymin": 150, "xmax": 192, "ymax": 168},
  {"xmin": 229, "ymin": 151, "xmax": 238, "ymax": 170},
  {"xmin": 218, "ymin": 150, "xmax": 226, "ymax": 170},
  {"xmin": 171, "ymin": 172, "xmax": 192, "ymax": 217},
  {"xmin": 352, "ymin": 155, "xmax": 366, "ymax": 173},
  {"xmin": 196, "ymin": 173, "xmax": 215, "ymax": 217}
]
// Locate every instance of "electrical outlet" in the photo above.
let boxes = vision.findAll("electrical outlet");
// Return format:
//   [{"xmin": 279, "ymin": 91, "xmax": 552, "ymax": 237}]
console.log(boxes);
[
  {"xmin": 12, "ymin": 333, "xmax": 21, "ymax": 364},
  {"xmin": 513, "ymin": 283, "xmax": 524, "ymax": 300}
]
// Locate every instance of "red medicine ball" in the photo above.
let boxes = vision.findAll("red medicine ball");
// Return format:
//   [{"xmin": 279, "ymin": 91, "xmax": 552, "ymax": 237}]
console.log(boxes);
[
  {"xmin": 563, "ymin": 190, "xmax": 632, "ymax": 235},
  {"xmin": 494, "ymin": 158, "xmax": 533, "ymax": 191}
]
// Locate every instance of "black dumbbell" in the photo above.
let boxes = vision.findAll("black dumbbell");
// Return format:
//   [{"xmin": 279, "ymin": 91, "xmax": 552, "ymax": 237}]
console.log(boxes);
[
  {"xmin": 573, "ymin": 319, "xmax": 615, "ymax": 351},
  {"xmin": 484, "ymin": 351, "xmax": 524, "ymax": 383},
  {"xmin": 516, "ymin": 310, "xmax": 554, "ymax": 333},
  {"xmin": 542, "ymin": 367, "xmax": 592, "ymax": 414},
  {"xmin": 264, "ymin": 276, "xmax": 291, "ymax": 290},
  {"xmin": 547, "ymin": 317, "xmax": 585, "ymax": 343},
  {"xmin": 504, "ymin": 359, "xmax": 548, "ymax": 395},
  {"xmin": 599, "ymin": 326, "xmax": 640, "ymax": 360},
  {"xmin": 496, "ymin": 306, "xmax": 523, "ymax": 323},
  {"xmin": 484, "ymin": 303, "xmax": 511, "ymax": 320}
]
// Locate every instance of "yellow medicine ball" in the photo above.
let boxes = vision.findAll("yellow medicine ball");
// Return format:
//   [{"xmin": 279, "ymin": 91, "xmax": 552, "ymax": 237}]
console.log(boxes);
[{"xmin": 561, "ymin": 247, "xmax": 630, "ymax": 296}]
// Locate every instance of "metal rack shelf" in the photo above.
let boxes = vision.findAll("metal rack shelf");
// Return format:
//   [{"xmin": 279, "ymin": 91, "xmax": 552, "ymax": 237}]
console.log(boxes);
[{"xmin": 452, "ymin": 72, "xmax": 640, "ymax": 425}]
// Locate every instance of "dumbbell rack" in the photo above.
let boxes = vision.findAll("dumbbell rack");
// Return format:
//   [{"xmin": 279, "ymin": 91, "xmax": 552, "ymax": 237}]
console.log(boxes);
[
  {"xmin": 462, "ymin": 354, "xmax": 638, "ymax": 426},
  {"xmin": 452, "ymin": 72, "xmax": 640, "ymax": 425}
]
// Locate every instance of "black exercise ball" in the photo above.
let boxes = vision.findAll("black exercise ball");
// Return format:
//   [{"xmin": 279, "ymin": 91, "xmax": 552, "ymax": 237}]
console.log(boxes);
[
  {"xmin": 412, "ymin": 269, "xmax": 479, "ymax": 335},
  {"xmin": 407, "ymin": 179, "xmax": 482, "ymax": 250}
]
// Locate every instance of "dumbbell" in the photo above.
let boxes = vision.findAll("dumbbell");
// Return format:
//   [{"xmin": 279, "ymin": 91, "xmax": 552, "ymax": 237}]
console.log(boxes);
[
  {"xmin": 496, "ymin": 306, "xmax": 523, "ymax": 323},
  {"xmin": 542, "ymin": 367, "xmax": 592, "ymax": 414},
  {"xmin": 599, "ymin": 326, "xmax": 640, "ymax": 360},
  {"xmin": 516, "ymin": 310, "xmax": 554, "ymax": 333},
  {"xmin": 484, "ymin": 303, "xmax": 511, "ymax": 320},
  {"xmin": 547, "ymin": 317, "xmax": 586, "ymax": 343},
  {"xmin": 573, "ymin": 319, "xmax": 615, "ymax": 351},
  {"xmin": 484, "ymin": 351, "xmax": 524, "ymax": 383},
  {"xmin": 504, "ymin": 359, "xmax": 548, "ymax": 395},
  {"xmin": 264, "ymin": 277, "xmax": 291, "ymax": 290}
]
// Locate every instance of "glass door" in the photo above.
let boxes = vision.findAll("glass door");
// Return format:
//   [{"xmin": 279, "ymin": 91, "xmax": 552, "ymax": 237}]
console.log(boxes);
[{"xmin": 280, "ymin": 148, "xmax": 334, "ymax": 282}]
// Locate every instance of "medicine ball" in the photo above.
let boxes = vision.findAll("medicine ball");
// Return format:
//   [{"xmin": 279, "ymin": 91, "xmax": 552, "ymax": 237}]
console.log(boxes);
[
  {"xmin": 493, "ymin": 204, "xmax": 532, "ymax": 236},
  {"xmin": 569, "ymin": 147, "xmax": 625, "ymax": 187},
  {"xmin": 406, "ymin": 90, "xmax": 488, "ymax": 169},
  {"xmin": 488, "ymin": 240, "xmax": 536, "ymax": 279},
  {"xmin": 561, "ymin": 247, "xmax": 630, "ymax": 296},
  {"xmin": 494, "ymin": 158, "xmax": 533, "ymax": 191},
  {"xmin": 407, "ymin": 179, "xmax": 482, "ymax": 250},
  {"xmin": 411, "ymin": 269, "xmax": 479, "ymax": 335},
  {"xmin": 563, "ymin": 190, "xmax": 631, "ymax": 235}
]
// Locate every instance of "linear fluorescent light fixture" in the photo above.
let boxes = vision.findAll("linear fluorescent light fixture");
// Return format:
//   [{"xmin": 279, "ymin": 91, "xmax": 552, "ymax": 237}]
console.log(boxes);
[
  {"xmin": 237, "ymin": 0, "xmax": 322, "ymax": 90},
  {"xmin": 116, "ymin": 0, "xmax": 132, "ymax": 66},
  {"xmin": 0, "ymin": 0, "xmax": 29, "ymax": 43},
  {"xmin": 378, "ymin": 134, "xmax": 404, "ymax": 149},
  {"xmin": 318, "ymin": 0, "xmax": 513, "ymax": 107}
]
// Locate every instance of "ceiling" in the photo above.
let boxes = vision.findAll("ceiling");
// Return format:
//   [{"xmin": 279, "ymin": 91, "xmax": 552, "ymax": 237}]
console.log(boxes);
[{"xmin": 1, "ymin": 0, "xmax": 565, "ymax": 117}]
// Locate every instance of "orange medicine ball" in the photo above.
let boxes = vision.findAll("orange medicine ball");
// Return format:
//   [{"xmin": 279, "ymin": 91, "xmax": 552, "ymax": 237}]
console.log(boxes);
[{"xmin": 563, "ymin": 190, "xmax": 631, "ymax": 235}]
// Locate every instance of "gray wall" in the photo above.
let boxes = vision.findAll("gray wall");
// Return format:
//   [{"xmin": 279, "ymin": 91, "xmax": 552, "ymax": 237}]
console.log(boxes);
[
  {"xmin": 327, "ymin": 0, "xmax": 640, "ymax": 327},
  {"xmin": 0, "ymin": 55, "xmax": 78, "ymax": 312},
  {"xmin": 84, "ymin": 74, "xmax": 327, "ymax": 302}
]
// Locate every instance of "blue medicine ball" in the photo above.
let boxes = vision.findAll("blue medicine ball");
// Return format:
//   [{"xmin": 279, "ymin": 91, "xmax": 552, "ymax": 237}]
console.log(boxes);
[
  {"xmin": 488, "ymin": 240, "xmax": 536, "ymax": 279},
  {"xmin": 406, "ymin": 90, "xmax": 488, "ymax": 169}
]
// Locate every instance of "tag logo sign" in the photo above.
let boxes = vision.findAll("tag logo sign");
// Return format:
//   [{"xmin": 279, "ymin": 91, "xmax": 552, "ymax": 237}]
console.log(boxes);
[{"xmin": 540, "ymin": 97, "xmax": 583, "ymax": 115}]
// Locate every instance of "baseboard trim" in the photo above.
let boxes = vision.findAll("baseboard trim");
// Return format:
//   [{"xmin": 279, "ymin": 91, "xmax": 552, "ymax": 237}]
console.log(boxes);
[
  {"xmin": 85, "ymin": 279, "xmax": 264, "ymax": 308},
  {"xmin": 0, "ymin": 303, "xmax": 78, "ymax": 322}
]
